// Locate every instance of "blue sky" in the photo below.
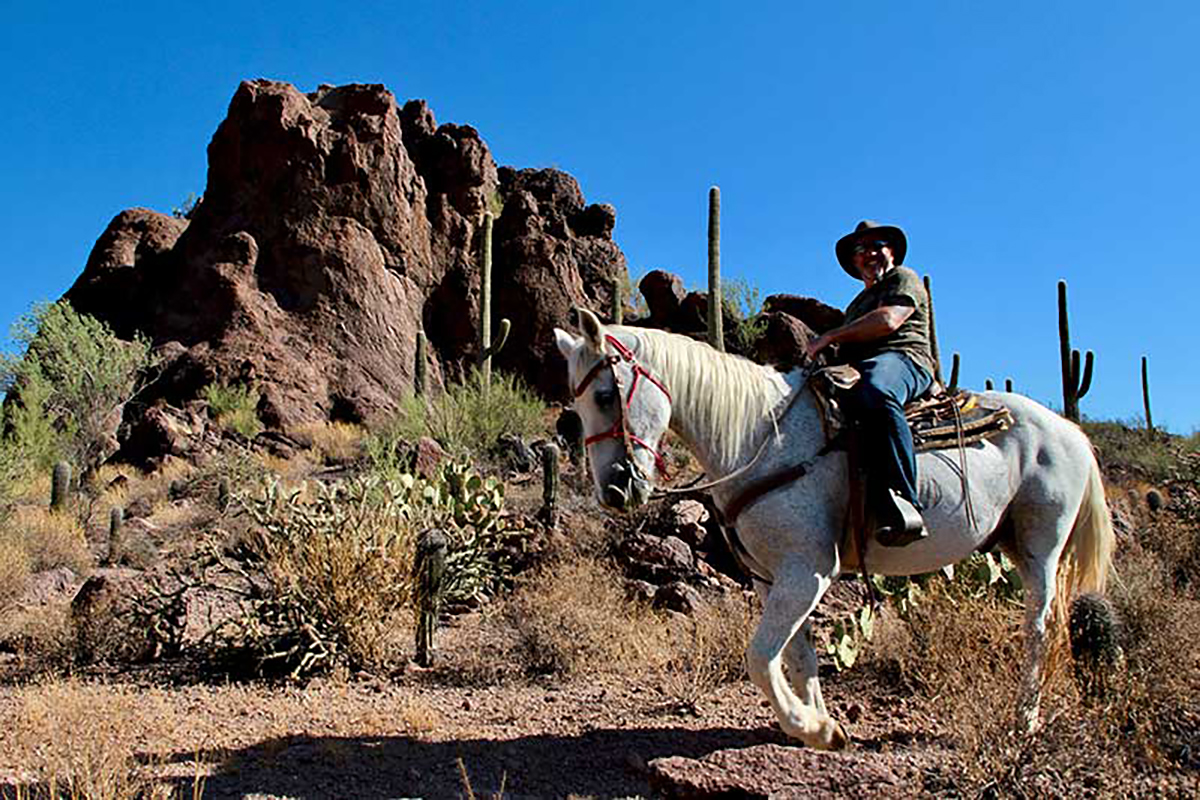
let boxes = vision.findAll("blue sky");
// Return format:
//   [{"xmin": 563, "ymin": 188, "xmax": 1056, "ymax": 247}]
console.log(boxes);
[{"xmin": 2, "ymin": 2, "xmax": 1196, "ymax": 432}]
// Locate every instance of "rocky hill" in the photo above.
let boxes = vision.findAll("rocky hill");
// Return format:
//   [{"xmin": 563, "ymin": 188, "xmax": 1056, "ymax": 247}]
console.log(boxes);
[{"xmin": 65, "ymin": 81, "xmax": 625, "ymax": 441}]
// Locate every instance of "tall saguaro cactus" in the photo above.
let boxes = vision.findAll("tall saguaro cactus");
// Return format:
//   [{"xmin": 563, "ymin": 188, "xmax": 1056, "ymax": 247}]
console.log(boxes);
[
  {"xmin": 413, "ymin": 528, "xmax": 448, "ymax": 667},
  {"xmin": 1058, "ymin": 280, "xmax": 1094, "ymax": 423},
  {"xmin": 478, "ymin": 212, "xmax": 511, "ymax": 386},
  {"xmin": 1142, "ymin": 355, "xmax": 1153, "ymax": 432},
  {"xmin": 707, "ymin": 186, "xmax": 724, "ymax": 352},
  {"xmin": 415, "ymin": 330, "xmax": 428, "ymax": 397},
  {"xmin": 923, "ymin": 275, "xmax": 943, "ymax": 385}
]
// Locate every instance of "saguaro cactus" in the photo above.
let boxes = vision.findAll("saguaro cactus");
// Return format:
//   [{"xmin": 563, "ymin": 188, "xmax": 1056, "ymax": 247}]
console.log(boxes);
[
  {"xmin": 413, "ymin": 528, "xmax": 448, "ymax": 667},
  {"xmin": 1142, "ymin": 355, "xmax": 1153, "ymax": 432},
  {"xmin": 611, "ymin": 277, "xmax": 624, "ymax": 324},
  {"xmin": 707, "ymin": 186, "xmax": 724, "ymax": 352},
  {"xmin": 923, "ymin": 275, "xmax": 943, "ymax": 385},
  {"xmin": 1058, "ymin": 280, "xmax": 1094, "ymax": 423},
  {"xmin": 539, "ymin": 442, "xmax": 560, "ymax": 528},
  {"xmin": 947, "ymin": 352, "xmax": 961, "ymax": 393},
  {"xmin": 478, "ymin": 212, "xmax": 511, "ymax": 386},
  {"xmin": 107, "ymin": 506, "xmax": 124, "ymax": 565},
  {"xmin": 51, "ymin": 461, "xmax": 71, "ymax": 511},
  {"xmin": 415, "ymin": 330, "xmax": 428, "ymax": 397}
]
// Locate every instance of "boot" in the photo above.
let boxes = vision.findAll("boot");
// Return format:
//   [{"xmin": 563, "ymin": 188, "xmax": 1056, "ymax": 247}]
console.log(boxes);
[{"xmin": 875, "ymin": 488, "xmax": 927, "ymax": 547}]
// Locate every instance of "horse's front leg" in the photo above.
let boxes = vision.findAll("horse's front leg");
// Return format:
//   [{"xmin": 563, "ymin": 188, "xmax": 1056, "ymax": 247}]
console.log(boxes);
[
  {"xmin": 782, "ymin": 620, "xmax": 827, "ymax": 715},
  {"xmin": 747, "ymin": 562, "xmax": 847, "ymax": 749}
]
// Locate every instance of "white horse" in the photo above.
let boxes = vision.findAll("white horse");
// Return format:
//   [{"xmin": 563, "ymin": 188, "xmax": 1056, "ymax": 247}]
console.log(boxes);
[{"xmin": 555, "ymin": 308, "xmax": 1114, "ymax": 750}]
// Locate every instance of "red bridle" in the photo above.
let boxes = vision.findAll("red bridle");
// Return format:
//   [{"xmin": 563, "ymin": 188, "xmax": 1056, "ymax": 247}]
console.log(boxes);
[{"xmin": 572, "ymin": 333, "xmax": 672, "ymax": 478}]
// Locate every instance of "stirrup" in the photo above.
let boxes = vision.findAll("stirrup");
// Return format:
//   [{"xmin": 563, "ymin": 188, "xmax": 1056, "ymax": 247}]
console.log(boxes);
[{"xmin": 876, "ymin": 488, "xmax": 927, "ymax": 548}]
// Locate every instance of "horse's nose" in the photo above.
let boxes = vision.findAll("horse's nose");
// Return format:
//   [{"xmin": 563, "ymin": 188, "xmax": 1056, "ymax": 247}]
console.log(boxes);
[
  {"xmin": 602, "ymin": 484, "xmax": 629, "ymax": 509},
  {"xmin": 602, "ymin": 461, "xmax": 634, "ymax": 509}
]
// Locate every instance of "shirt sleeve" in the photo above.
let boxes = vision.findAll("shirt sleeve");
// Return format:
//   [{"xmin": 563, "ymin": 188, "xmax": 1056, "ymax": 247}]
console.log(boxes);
[{"xmin": 878, "ymin": 269, "xmax": 922, "ymax": 308}]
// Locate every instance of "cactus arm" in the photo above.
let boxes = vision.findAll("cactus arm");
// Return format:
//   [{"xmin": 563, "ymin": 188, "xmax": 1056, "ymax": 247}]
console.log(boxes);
[
  {"xmin": 483, "ymin": 318, "xmax": 510, "ymax": 360},
  {"xmin": 1078, "ymin": 350, "xmax": 1094, "ymax": 399}
]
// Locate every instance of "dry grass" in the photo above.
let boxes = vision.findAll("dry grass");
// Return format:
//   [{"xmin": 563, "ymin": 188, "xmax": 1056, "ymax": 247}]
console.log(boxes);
[
  {"xmin": 655, "ymin": 590, "xmax": 756, "ymax": 711},
  {"xmin": 1, "ymin": 679, "xmax": 186, "ymax": 799},
  {"xmin": 498, "ymin": 555, "xmax": 662, "ymax": 678},
  {"xmin": 0, "ymin": 535, "xmax": 32, "ymax": 608},
  {"xmin": 295, "ymin": 420, "xmax": 365, "ymax": 465},
  {"xmin": 3, "ymin": 506, "xmax": 91, "ymax": 575}
]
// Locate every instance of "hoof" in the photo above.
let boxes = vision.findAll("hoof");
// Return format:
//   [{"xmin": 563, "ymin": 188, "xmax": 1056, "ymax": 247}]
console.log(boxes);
[{"xmin": 828, "ymin": 721, "xmax": 850, "ymax": 750}]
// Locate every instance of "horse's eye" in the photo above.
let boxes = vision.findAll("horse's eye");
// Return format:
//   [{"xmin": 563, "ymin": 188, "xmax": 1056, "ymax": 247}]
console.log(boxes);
[{"xmin": 594, "ymin": 388, "xmax": 617, "ymax": 407}]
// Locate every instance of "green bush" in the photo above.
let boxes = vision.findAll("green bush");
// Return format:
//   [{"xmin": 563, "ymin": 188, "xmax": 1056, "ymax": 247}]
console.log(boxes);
[
  {"xmin": 202, "ymin": 382, "xmax": 262, "ymax": 439},
  {"xmin": 721, "ymin": 276, "xmax": 767, "ymax": 358},
  {"xmin": 2, "ymin": 301, "xmax": 154, "ymax": 477},
  {"xmin": 366, "ymin": 368, "xmax": 546, "ymax": 469}
]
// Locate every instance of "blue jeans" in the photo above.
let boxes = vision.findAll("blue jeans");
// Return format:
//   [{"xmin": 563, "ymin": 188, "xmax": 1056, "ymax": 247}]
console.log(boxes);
[{"xmin": 841, "ymin": 352, "xmax": 933, "ymax": 510}]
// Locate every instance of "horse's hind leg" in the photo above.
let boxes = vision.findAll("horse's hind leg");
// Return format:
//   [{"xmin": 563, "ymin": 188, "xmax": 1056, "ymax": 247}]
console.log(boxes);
[
  {"xmin": 747, "ymin": 563, "xmax": 846, "ymax": 749},
  {"xmin": 1007, "ymin": 534, "xmax": 1066, "ymax": 734}
]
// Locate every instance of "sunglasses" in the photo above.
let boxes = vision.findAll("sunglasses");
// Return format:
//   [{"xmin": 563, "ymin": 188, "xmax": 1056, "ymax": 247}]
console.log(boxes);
[{"xmin": 852, "ymin": 239, "xmax": 891, "ymax": 255}]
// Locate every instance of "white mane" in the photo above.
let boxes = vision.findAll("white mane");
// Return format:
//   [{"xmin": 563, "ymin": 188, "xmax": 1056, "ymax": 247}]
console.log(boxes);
[{"xmin": 615, "ymin": 325, "xmax": 790, "ymax": 469}]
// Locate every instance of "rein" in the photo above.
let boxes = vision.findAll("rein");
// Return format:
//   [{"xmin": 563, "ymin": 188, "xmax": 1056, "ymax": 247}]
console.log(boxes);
[{"xmin": 573, "ymin": 333, "xmax": 672, "ymax": 478}]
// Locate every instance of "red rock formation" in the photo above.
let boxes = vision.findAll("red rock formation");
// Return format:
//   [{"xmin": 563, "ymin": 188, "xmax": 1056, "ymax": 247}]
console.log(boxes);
[{"xmin": 66, "ymin": 80, "xmax": 625, "ymax": 451}]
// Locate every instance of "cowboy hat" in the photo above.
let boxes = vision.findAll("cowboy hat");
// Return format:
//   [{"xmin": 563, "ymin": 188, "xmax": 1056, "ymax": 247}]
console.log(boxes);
[{"xmin": 835, "ymin": 220, "xmax": 907, "ymax": 278}]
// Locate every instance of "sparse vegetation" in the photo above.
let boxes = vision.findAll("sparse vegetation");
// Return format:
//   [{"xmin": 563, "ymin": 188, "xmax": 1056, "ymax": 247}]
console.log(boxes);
[
  {"xmin": 365, "ymin": 368, "xmax": 546, "ymax": 469},
  {"xmin": 202, "ymin": 381, "xmax": 262, "ymax": 439}
]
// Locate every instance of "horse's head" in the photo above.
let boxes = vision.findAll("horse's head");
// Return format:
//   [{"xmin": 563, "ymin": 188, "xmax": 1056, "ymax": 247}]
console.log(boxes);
[{"xmin": 554, "ymin": 308, "xmax": 671, "ymax": 511}]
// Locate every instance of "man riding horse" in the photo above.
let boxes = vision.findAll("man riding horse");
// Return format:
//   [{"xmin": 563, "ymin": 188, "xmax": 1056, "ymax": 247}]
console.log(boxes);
[{"xmin": 804, "ymin": 220, "xmax": 935, "ymax": 547}]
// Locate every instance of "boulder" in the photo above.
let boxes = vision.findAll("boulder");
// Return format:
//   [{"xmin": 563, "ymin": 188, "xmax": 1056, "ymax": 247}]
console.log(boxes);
[
  {"xmin": 638, "ymin": 270, "xmax": 686, "ymax": 327},
  {"xmin": 754, "ymin": 312, "xmax": 818, "ymax": 371},
  {"xmin": 763, "ymin": 294, "xmax": 844, "ymax": 334}
]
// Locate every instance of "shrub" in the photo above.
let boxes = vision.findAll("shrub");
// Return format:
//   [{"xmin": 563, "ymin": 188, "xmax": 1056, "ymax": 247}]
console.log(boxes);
[
  {"xmin": 2, "ymin": 301, "xmax": 155, "ymax": 478},
  {"xmin": 501, "ymin": 556, "xmax": 657, "ymax": 677},
  {"xmin": 203, "ymin": 382, "xmax": 262, "ymax": 439},
  {"xmin": 657, "ymin": 591, "xmax": 755, "ymax": 710},
  {"xmin": 227, "ymin": 463, "xmax": 524, "ymax": 678},
  {"xmin": 233, "ymin": 477, "xmax": 419, "ymax": 677},
  {"xmin": 4, "ymin": 505, "xmax": 91, "ymax": 575},
  {"xmin": 366, "ymin": 369, "xmax": 546, "ymax": 468}
]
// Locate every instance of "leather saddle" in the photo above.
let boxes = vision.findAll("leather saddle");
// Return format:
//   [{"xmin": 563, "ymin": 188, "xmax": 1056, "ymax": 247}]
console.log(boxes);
[{"xmin": 813, "ymin": 364, "xmax": 1014, "ymax": 452}]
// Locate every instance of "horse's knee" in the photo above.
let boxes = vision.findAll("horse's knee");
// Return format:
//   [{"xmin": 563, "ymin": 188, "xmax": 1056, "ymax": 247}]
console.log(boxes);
[{"xmin": 744, "ymin": 641, "xmax": 775, "ymax": 683}]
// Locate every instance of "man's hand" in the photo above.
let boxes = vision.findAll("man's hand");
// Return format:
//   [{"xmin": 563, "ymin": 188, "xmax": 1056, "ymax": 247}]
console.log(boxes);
[{"xmin": 805, "ymin": 333, "xmax": 833, "ymax": 360}]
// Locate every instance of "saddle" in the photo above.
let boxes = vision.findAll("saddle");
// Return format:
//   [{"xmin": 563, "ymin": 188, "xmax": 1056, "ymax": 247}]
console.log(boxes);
[{"xmin": 813, "ymin": 364, "xmax": 1014, "ymax": 451}]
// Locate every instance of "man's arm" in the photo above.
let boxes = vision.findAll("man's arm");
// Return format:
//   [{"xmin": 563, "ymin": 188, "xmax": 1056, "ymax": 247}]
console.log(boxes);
[{"xmin": 804, "ymin": 305, "xmax": 915, "ymax": 359}]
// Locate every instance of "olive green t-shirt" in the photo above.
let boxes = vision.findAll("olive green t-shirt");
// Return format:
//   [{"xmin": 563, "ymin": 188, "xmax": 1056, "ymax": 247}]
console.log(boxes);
[{"xmin": 840, "ymin": 266, "xmax": 935, "ymax": 376}]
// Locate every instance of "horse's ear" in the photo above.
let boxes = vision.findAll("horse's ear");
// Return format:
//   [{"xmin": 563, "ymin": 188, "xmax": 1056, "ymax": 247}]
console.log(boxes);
[
  {"xmin": 577, "ymin": 307, "xmax": 604, "ymax": 350},
  {"xmin": 554, "ymin": 327, "xmax": 580, "ymax": 359}
]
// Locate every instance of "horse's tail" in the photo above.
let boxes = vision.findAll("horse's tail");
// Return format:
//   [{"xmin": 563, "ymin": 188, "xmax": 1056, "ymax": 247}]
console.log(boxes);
[{"xmin": 1057, "ymin": 451, "xmax": 1116, "ymax": 604}]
